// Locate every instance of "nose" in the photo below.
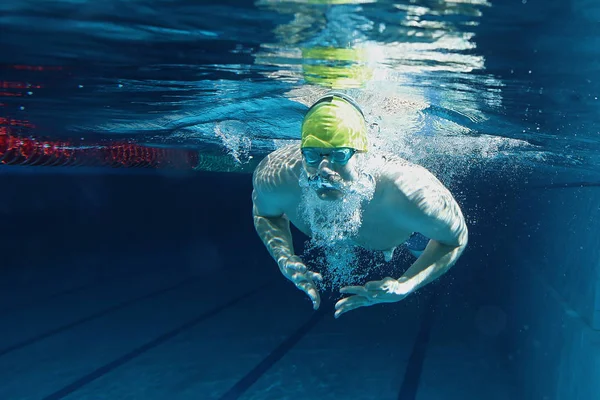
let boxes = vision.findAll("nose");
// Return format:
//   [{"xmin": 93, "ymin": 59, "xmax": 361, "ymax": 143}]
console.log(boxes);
[{"xmin": 317, "ymin": 158, "xmax": 335, "ymax": 178}]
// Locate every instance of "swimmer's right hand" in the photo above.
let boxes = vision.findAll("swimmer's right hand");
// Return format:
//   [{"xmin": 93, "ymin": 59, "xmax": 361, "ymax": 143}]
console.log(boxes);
[{"xmin": 279, "ymin": 255, "xmax": 322, "ymax": 310}]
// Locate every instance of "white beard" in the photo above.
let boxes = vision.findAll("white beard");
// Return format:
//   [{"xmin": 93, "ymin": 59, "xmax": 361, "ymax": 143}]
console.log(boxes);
[
  {"xmin": 298, "ymin": 169, "xmax": 376, "ymax": 288},
  {"xmin": 298, "ymin": 169, "xmax": 375, "ymax": 245}
]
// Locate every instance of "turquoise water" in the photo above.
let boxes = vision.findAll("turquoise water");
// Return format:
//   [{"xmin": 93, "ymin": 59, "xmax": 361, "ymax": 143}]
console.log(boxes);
[{"xmin": 2, "ymin": 0, "xmax": 598, "ymax": 177}]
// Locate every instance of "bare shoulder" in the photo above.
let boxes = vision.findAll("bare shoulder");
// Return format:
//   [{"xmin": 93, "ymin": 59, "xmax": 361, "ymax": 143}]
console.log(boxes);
[
  {"xmin": 252, "ymin": 144, "xmax": 303, "ymax": 193},
  {"xmin": 252, "ymin": 144, "xmax": 303, "ymax": 217},
  {"xmin": 371, "ymin": 153, "xmax": 443, "ymax": 189},
  {"xmin": 373, "ymin": 153, "xmax": 459, "ymax": 218},
  {"xmin": 372, "ymin": 152, "xmax": 467, "ymax": 244}
]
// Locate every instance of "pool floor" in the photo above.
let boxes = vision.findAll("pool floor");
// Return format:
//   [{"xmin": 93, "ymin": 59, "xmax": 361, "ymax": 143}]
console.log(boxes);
[{"xmin": 0, "ymin": 249, "xmax": 519, "ymax": 400}]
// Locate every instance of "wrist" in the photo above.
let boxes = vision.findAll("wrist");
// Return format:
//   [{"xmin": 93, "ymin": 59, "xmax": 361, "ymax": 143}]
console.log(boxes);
[
  {"xmin": 393, "ymin": 277, "xmax": 414, "ymax": 296},
  {"xmin": 277, "ymin": 254, "xmax": 298, "ymax": 267}
]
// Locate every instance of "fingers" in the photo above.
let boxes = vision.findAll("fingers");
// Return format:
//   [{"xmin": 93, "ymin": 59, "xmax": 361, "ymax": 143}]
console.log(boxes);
[
  {"xmin": 297, "ymin": 280, "xmax": 321, "ymax": 310},
  {"xmin": 283, "ymin": 259, "xmax": 321, "ymax": 279},
  {"xmin": 309, "ymin": 271, "xmax": 323, "ymax": 282},
  {"xmin": 280, "ymin": 258, "xmax": 323, "ymax": 310},
  {"xmin": 281, "ymin": 259, "xmax": 399, "ymax": 317},
  {"xmin": 335, "ymin": 280, "xmax": 392, "ymax": 318},
  {"xmin": 290, "ymin": 271, "xmax": 321, "ymax": 310},
  {"xmin": 289, "ymin": 270, "xmax": 321, "ymax": 285},
  {"xmin": 334, "ymin": 296, "xmax": 371, "ymax": 318}
]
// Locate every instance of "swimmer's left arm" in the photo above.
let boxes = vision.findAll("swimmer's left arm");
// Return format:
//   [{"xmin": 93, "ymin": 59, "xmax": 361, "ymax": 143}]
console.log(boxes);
[
  {"xmin": 391, "ymin": 167, "xmax": 468, "ymax": 295},
  {"xmin": 334, "ymin": 167, "xmax": 468, "ymax": 318}
]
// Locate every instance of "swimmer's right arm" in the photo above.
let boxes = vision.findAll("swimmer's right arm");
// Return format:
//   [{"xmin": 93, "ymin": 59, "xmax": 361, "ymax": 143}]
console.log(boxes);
[{"xmin": 252, "ymin": 189, "xmax": 322, "ymax": 309}]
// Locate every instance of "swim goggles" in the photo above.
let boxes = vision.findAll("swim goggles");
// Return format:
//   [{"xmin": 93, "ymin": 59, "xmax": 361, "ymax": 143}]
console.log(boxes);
[{"xmin": 301, "ymin": 147, "xmax": 356, "ymax": 167}]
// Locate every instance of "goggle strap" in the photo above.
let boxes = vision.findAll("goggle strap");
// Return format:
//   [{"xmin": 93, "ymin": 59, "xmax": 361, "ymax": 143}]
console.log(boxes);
[{"xmin": 308, "ymin": 92, "xmax": 364, "ymax": 118}]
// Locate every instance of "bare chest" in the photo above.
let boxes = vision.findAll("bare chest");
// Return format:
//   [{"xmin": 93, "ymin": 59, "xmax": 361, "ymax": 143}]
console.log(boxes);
[{"xmin": 284, "ymin": 197, "xmax": 413, "ymax": 251}]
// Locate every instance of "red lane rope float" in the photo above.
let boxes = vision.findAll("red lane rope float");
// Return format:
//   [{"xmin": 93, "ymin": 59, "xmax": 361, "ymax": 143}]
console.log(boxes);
[
  {"xmin": 0, "ymin": 69, "xmax": 202, "ymax": 171},
  {"xmin": 0, "ymin": 131, "xmax": 199, "ymax": 170}
]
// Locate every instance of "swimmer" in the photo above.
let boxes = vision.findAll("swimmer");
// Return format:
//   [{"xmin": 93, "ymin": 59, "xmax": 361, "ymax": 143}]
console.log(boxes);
[{"xmin": 252, "ymin": 92, "xmax": 468, "ymax": 318}]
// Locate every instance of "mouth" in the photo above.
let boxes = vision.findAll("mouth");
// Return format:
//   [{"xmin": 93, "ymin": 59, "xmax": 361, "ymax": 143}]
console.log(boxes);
[{"xmin": 308, "ymin": 175, "xmax": 342, "ymax": 192}]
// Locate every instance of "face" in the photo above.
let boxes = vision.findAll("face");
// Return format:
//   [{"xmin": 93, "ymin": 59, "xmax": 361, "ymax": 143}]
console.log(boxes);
[{"xmin": 301, "ymin": 147, "xmax": 360, "ymax": 200}]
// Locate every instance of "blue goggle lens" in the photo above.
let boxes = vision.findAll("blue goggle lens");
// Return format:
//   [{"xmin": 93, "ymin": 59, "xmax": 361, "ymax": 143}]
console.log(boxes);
[{"xmin": 302, "ymin": 147, "xmax": 356, "ymax": 166}]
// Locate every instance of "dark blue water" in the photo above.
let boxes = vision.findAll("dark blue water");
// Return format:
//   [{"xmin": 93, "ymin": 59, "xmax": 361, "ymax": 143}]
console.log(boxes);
[{"xmin": 0, "ymin": 1, "xmax": 599, "ymax": 399}]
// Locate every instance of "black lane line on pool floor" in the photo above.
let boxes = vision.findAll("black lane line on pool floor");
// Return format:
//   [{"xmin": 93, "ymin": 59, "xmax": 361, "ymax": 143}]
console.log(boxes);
[
  {"xmin": 397, "ymin": 291, "xmax": 438, "ymax": 400},
  {"xmin": 218, "ymin": 305, "xmax": 328, "ymax": 400},
  {"xmin": 40, "ymin": 284, "xmax": 269, "ymax": 400},
  {"xmin": 0, "ymin": 279, "xmax": 196, "ymax": 358}
]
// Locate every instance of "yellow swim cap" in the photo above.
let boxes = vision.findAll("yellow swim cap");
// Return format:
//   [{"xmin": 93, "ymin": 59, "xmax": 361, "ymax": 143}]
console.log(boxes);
[{"xmin": 301, "ymin": 93, "xmax": 368, "ymax": 152}]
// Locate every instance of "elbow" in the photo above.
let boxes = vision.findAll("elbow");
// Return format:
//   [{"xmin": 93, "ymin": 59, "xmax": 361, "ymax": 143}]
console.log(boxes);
[
  {"xmin": 455, "ymin": 222, "xmax": 468, "ymax": 248},
  {"xmin": 458, "ymin": 223, "xmax": 468, "ymax": 247},
  {"xmin": 443, "ymin": 221, "xmax": 468, "ymax": 248}
]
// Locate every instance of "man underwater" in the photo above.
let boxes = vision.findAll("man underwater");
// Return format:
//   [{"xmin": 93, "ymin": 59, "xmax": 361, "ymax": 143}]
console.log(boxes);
[{"xmin": 252, "ymin": 92, "xmax": 468, "ymax": 318}]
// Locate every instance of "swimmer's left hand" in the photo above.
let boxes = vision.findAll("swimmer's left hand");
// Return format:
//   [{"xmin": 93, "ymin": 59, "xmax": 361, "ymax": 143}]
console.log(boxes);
[{"xmin": 334, "ymin": 277, "xmax": 412, "ymax": 318}]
